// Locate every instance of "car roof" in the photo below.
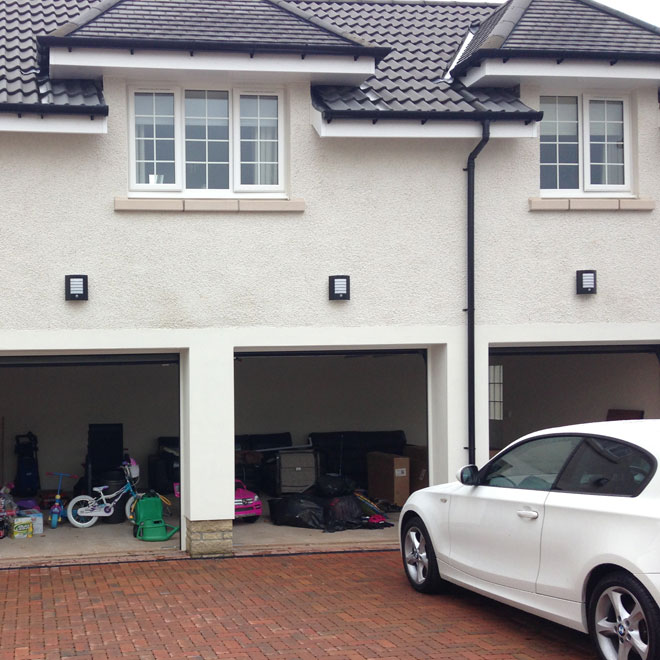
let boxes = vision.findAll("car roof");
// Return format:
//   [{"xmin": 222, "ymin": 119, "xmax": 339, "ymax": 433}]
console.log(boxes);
[{"xmin": 519, "ymin": 419, "xmax": 660, "ymax": 454}]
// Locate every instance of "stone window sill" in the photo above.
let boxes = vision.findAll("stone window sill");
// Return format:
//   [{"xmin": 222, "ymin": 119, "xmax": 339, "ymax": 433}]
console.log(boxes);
[
  {"xmin": 529, "ymin": 198, "xmax": 655, "ymax": 211},
  {"xmin": 114, "ymin": 198, "xmax": 306, "ymax": 213}
]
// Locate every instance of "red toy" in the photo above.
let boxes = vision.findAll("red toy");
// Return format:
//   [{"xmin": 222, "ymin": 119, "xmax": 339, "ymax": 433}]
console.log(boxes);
[{"xmin": 234, "ymin": 480, "xmax": 261, "ymax": 523}]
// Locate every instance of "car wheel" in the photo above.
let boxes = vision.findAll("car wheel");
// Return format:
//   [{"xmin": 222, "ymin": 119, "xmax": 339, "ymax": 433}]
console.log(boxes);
[
  {"xmin": 589, "ymin": 571, "xmax": 660, "ymax": 660},
  {"xmin": 401, "ymin": 515, "xmax": 442, "ymax": 594}
]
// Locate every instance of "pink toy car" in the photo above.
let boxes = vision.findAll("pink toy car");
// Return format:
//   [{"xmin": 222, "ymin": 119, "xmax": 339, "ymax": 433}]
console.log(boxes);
[{"xmin": 234, "ymin": 480, "xmax": 262, "ymax": 523}]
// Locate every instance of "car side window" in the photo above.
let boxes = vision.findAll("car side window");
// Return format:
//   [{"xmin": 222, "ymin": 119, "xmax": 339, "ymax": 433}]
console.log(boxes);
[
  {"xmin": 554, "ymin": 436, "xmax": 655, "ymax": 496},
  {"xmin": 480, "ymin": 435, "xmax": 582, "ymax": 490}
]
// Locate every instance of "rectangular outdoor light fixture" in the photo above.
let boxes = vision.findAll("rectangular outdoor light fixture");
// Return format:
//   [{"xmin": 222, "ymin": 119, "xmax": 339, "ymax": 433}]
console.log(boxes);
[
  {"xmin": 65, "ymin": 275, "xmax": 88, "ymax": 300},
  {"xmin": 329, "ymin": 275, "xmax": 350, "ymax": 300},
  {"xmin": 576, "ymin": 270, "xmax": 597, "ymax": 295}
]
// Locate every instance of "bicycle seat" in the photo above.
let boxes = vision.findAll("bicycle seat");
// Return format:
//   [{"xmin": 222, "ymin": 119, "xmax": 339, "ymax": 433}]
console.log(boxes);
[{"xmin": 92, "ymin": 486, "xmax": 108, "ymax": 493}]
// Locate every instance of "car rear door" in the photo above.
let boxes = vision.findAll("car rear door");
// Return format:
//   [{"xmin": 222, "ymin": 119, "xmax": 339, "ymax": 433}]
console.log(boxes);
[{"xmin": 448, "ymin": 435, "xmax": 582, "ymax": 593}]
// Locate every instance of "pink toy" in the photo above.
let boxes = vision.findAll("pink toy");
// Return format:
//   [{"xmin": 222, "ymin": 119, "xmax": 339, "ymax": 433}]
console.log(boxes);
[{"xmin": 234, "ymin": 480, "xmax": 261, "ymax": 523}]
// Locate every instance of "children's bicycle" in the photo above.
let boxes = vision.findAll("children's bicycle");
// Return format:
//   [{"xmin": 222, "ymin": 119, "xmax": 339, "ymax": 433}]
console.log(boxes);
[
  {"xmin": 45, "ymin": 471, "xmax": 78, "ymax": 528},
  {"xmin": 67, "ymin": 463, "xmax": 140, "ymax": 528}
]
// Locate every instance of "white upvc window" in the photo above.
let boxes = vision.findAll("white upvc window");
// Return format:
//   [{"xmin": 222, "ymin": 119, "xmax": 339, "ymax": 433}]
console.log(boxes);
[
  {"xmin": 539, "ymin": 94, "xmax": 631, "ymax": 195},
  {"xmin": 129, "ymin": 86, "xmax": 284, "ymax": 196}
]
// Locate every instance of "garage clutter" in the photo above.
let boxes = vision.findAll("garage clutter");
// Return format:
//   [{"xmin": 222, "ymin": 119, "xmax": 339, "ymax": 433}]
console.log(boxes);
[{"xmin": 235, "ymin": 430, "xmax": 429, "ymax": 532}]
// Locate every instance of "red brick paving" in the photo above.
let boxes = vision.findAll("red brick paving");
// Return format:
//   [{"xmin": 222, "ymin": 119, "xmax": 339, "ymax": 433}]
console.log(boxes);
[{"xmin": 0, "ymin": 550, "xmax": 595, "ymax": 659}]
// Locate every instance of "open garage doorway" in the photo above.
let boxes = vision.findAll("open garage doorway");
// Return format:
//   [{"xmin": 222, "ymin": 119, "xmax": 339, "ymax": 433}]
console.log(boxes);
[
  {"xmin": 488, "ymin": 345, "xmax": 660, "ymax": 455},
  {"xmin": 0, "ymin": 354, "xmax": 183, "ymax": 566},
  {"xmin": 232, "ymin": 349, "xmax": 429, "ymax": 553}
]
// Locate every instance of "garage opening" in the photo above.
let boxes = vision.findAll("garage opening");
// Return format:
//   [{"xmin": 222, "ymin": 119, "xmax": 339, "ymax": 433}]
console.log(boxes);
[
  {"xmin": 232, "ymin": 349, "xmax": 429, "ymax": 552},
  {"xmin": 0, "ymin": 354, "xmax": 183, "ymax": 566},
  {"xmin": 489, "ymin": 345, "xmax": 660, "ymax": 456}
]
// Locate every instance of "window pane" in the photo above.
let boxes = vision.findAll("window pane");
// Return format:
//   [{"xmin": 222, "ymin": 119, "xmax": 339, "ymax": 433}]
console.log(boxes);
[
  {"xmin": 155, "ymin": 93, "xmax": 174, "ymax": 115},
  {"xmin": 136, "ymin": 139, "xmax": 154, "ymax": 161},
  {"xmin": 608, "ymin": 165, "xmax": 624, "ymax": 185},
  {"xmin": 591, "ymin": 164, "xmax": 605, "ymax": 185},
  {"xmin": 241, "ymin": 163, "xmax": 257, "ymax": 185},
  {"xmin": 540, "ymin": 96, "xmax": 557, "ymax": 120},
  {"xmin": 185, "ymin": 90, "xmax": 206, "ymax": 117},
  {"xmin": 557, "ymin": 96, "xmax": 578, "ymax": 120},
  {"xmin": 260, "ymin": 163, "xmax": 278, "ymax": 185},
  {"xmin": 606, "ymin": 100, "xmax": 623, "ymax": 121},
  {"xmin": 136, "ymin": 161, "xmax": 154, "ymax": 184},
  {"xmin": 208, "ymin": 164, "xmax": 229, "ymax": 189},
  {"xmin": 555, "ymin": 437, "xmax": 654, "ymax": 496},
  {"xmin": 540, "ymin": 121, "xmax": 557, "ymax": 142},
  {"xmin": 607, "ymin": 122, "xmax": 623, "ymax": 141},
  {"xmin": 134, "ymin": 93, "xmax": 154, "ymax": 116},
  {"xmin": 240, "ymin": 141, "xmax": 256, "ymax": 162},
  {"xmin": 481, "ymin": 435, "xmax": 582, "ymax": 490},
  {"xmin": 540, "ymin": 165, "xmax": 557, "ymax": 189},
  {"xmin": 156, "ymin": 162, "xmax": 175, "ymax": 184},
  {"xmin": 558, "ymin": 143, "xmax": 578, "ymax": 164},
  {"xmin": 259, "ymin": 96, "xmax": 278, "ymax": 117},
  {"xmin": 607, "ymin": 143, "xmax": 624, "ymax": 164},
  {"xmin": 240, "ymin": 120, "xmax": 258, "ymax": 140},
  {"xmin": 208, "ymin": 119, "xmax": 229, "ymax": 140},
  {"xmin": 155, "ymin": 116, "xmax": 174, "ymax": 138},
  {"xmin": 186, "ymin": 163, "xmax": 206, "ymax": 189},
  {"xmin": 208, "ymin": 141, "xmax": 228, "ymax": 163},
  {"xmin": 207, "ymin": 91, "xmax": 228, "ymax": 117},
  {"xmin": 184, "ymin": 89, "xmax": 230, "ymax": 191},
  {"xmin": 135, "ymin": 116, "xmax": 154, "ymax": 138},
  {"xmin": 558, "ymin": 121, "xmax": 578, "ymax": 141},
  {"xmin": 589, "ymin": 100, "xmax": 606, "ymax": 121},
  {"xmin": 186, "ymin": 118, "xmax": 206, "ymax": 140},
  {"xmin": 155, "ymin": 139, "xmax": 175, "ymax": 161},
  {"xmin": 260, "ymin": 141, "xmax": 278, "ymax": 162},
  {"xmin": 540, "ymin": 144, "xmax": 556, "ymax": 164},
  {"xmin": 558, "ymin": 165, "xmax": 579, "ymax": 189},
  {"xmin": 590, "ymin": 143, "xmax": 605, "ymax": 163},
  {"xmin": 186, "ymin": 141, "xmax": 206, "ymax": 162},
  {"xmin": 590, "ymin": 122, "xmax": 606, "ymax": 142},
  {"xmin": 240, "ymin": 95, "xmax": 258, "ymax": 117},
  {"xmin": 260, "ymin": 118, "xmax": 278, "ymax": 140}
]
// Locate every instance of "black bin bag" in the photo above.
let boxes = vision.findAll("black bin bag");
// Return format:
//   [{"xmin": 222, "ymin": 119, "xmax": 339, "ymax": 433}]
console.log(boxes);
[{"xmin": 268, "ymin": 494, "xmax": 325, "ymax": 529}]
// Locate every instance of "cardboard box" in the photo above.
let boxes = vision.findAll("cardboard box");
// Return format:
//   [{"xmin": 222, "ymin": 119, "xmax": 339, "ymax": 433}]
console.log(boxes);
[
  {"xmin": 18, "ymin": 509, "xmax": 43, "ymax": 535},
  {"xmin": 367, "ymin": 452, "xmax": 410, "ymax": 506},
  {"xmin": 403, "ymin": 445, "xmax": 429, "ymax": 492},
  {"xmin": 12, "ymin": 517, "xmax": 32, "ymax": 538}
]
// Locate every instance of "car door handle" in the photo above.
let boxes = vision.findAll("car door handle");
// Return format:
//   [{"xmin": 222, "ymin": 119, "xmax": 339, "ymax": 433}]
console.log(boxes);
[{"xmin": 516, "ymin": 509, "xmax": 539, "ymax": 520}]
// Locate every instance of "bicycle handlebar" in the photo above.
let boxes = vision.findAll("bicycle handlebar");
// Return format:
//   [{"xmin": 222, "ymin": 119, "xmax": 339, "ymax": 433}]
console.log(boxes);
[{"xmin": 46, "ymin": 472, "xmax": 79, "ymax": 479}]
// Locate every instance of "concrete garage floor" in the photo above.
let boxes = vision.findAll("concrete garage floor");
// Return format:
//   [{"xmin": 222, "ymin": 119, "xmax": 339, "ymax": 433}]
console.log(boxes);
[{"xmin": 0, "ymin": 498, "xmax": 399, "ymax": 568}]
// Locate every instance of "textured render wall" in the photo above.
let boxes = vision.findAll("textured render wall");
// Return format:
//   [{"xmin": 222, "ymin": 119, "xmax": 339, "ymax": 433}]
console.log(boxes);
[
  {"xmin": 476, "ymin": 85, "xmax": 660, "ymax": 327},
  {"xmin": 0, "ymin": 79, "xmax": 477, "ymax": 332}
]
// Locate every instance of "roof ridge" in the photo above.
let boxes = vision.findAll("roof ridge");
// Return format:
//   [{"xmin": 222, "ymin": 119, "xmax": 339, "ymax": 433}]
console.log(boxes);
[
  {"xmin": 481, "ymin": 0, "xmax": 531, "ymax": 49},
  {"xmin": 48, "ymin": 0, "xmax": 126, "ymax": 38},
  {"xmin": 269, "ymin": 0, "xmax": 377, "ymax": 47}
]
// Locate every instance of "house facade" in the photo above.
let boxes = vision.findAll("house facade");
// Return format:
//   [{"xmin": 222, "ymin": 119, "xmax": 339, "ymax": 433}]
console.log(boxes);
[{"xmin": 2, "ymin": 0, "xmax": 660, "ymax": 556}]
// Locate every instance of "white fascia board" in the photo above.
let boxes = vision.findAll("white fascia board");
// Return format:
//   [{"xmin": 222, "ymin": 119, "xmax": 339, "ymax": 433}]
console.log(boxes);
[
  {"xmin": 463, "ymin": 58, "xmax": 660, "ymax": 89},
  {"xmin": 49, "ymin": 47, "xmax": 376, "ymax": 85},
  {"xmin": 311, "ymin": 108, "xmax": 538, "ymax": 138},
  {"xmin": 0, "ymin": 113, "xmax": 107, "ymax": 134}
]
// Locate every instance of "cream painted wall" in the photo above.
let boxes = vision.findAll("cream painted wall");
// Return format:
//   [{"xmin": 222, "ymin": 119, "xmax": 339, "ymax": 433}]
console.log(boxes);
[
  {"xmin": 234, "ymin": 352, "xmax": 428, "ymax": 447},
  {"xmin": 0, "ymin": 363, "xmax": 179, "ymax": 492},
  {"xmin": 491, "ymin": 352, "xmax": 660, "ymax": 448}
]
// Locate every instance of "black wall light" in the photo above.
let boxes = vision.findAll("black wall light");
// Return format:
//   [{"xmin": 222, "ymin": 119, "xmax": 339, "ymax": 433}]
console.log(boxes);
[
  {"xmin": 576, "ymin": 270, "xmax": 597, "ymax": 295},
  {"xmin": 329, "ymin": 275, "xmax": 350, "ymax": 300},
  {"xmin": 65, "ymin": 275, "xmax": 88, "ymax": 300}
]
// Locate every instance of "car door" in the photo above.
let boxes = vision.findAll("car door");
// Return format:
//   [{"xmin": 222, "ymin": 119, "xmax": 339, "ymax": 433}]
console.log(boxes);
[{"xmin": 448, "ymin": 435, "xmax": 582, "ymax": 592}]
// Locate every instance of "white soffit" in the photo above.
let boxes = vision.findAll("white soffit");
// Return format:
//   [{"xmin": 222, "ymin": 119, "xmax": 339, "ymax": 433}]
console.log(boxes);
[
  {"xmin": 462, "ymin": 58, "xmax": 660, "ymax": 89},
  {"xmin": 311, "ymin": 108, "xmax": 538, "ymax": 138},
  {"xmin": 49, "ymin": 47, "xmax": 376, "ymax": 84},
  {"xmin": 0, "ymin": 114, "xmax": 107, "ymax": 134}
]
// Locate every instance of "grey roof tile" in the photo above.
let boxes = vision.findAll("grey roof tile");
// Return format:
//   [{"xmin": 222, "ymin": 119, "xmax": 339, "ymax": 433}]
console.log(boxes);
[
  {"xmin": 294, "ymin": 1, "xmax": 538, "ymax": 119},
  {"xmin": 0, "ymin": 0, "xmax": 105, "ymax": 111}
]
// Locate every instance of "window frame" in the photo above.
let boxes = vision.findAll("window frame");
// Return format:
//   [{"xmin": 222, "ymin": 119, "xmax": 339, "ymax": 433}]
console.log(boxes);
[
  {"xmin": 128, "ymin": 84, "xmax": 286, "ymax": 198},
  {"xmin": 539, "ymin": 92, "xmax": 632, "ymax": 197}
]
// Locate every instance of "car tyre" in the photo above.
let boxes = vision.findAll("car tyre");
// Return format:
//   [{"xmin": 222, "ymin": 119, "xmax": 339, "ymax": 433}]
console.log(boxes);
[
  {"xmin": 401, "ymin": 515, "xmax": 442, "ymax": 594},
  {"xmin": 589, "ymin": 571, "xmax": 660, "ymax": 660}
]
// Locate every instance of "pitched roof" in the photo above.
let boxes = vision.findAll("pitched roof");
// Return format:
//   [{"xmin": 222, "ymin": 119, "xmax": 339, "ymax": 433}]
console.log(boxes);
[
  {"xmin": 0, "ymin": 0, "xmax": 105, "ymax": 111},
  {"xmin": 453, "ymin": 0, "xmax": 660, "ymax": 77},
  {"xmin": 290, "ymin": 1, "xmax": 540, "ymax": 121},
  {"xmin": 43, "ymin": 0, "xmax": 387, "ymax": 59}
]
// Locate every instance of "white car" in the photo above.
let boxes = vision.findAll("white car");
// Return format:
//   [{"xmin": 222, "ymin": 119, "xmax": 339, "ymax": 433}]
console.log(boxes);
[{"xmin": 400, "ymin": 420, "xmax": 660, "ymax": 660}]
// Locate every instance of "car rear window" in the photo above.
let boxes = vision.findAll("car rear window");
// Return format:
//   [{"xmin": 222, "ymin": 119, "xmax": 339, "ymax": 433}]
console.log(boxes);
[{"xmin": 554, "ymin": 436, "xmax": 655, "ymax": 497}]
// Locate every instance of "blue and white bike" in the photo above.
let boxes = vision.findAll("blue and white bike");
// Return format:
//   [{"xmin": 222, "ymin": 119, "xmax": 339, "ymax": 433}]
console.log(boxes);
[{"xmin": 67, "ymin": 463, "xmax": 140, "ymax": 528}]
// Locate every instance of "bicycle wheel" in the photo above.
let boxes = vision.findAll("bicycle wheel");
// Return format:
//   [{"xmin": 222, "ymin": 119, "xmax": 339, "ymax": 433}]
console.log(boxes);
[
  {"xmin": 125, "ymin": 495, "xmax": 137, "ymax": 524},
  {"xmin": 67, "ymin": 495, "xmax": 99, "ymax": 528}
]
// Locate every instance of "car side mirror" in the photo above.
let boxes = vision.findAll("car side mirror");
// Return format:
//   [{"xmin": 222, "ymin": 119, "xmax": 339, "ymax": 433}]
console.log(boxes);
[{"xmin": 457, "ymin": 465, "xmax": 479, "ymax": 486}]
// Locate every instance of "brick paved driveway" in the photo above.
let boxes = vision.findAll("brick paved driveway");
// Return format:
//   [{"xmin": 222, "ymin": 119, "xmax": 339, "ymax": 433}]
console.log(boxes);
[{"xmin": 0, "ymin": 550, "xmax": 595, "ymax": 660}]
